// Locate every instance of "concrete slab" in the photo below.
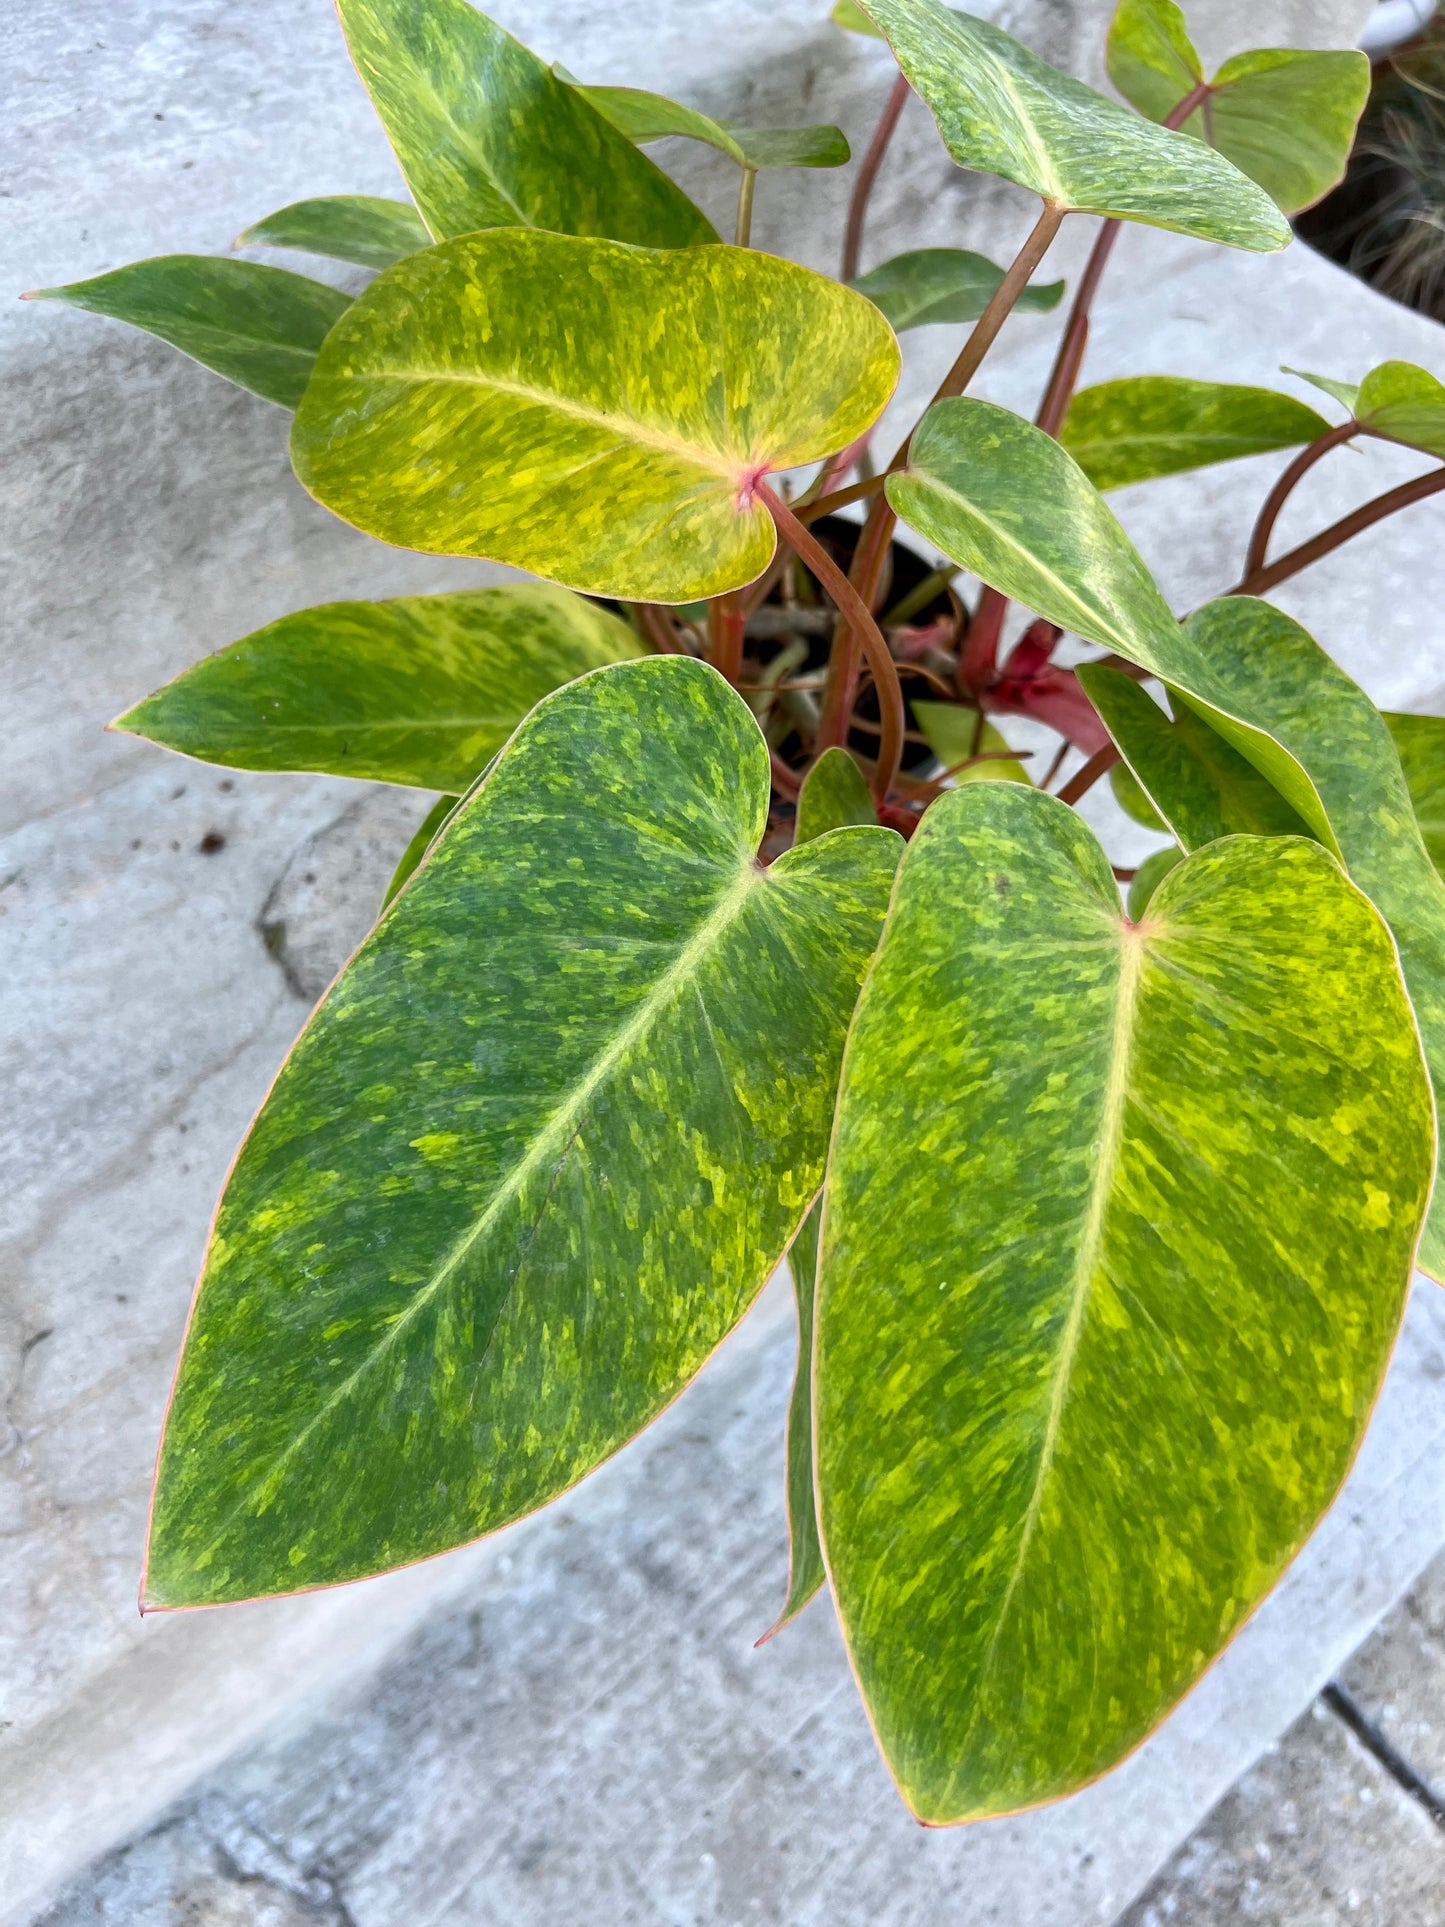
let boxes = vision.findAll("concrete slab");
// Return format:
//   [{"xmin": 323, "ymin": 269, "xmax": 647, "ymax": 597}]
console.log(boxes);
[
  {"xmin": 1339, "ymin": 1546, "xmax": 1445, "ymax": 1800},
  {"xmin": 4, "ymin": 0, "xmax": 1433, "ymax": 1920}
]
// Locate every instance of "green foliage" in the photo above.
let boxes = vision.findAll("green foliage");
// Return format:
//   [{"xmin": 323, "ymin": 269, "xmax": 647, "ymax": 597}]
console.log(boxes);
[
  {"xmin": 858, "ymin": 0, "xmax": 1289, "ymax": 249},
  {"xmin": 337, "ymin": 0, "xmax": 715, "ymax": 245},
  {"xmin": 851, "ymin": 249, "xmax": 1064, "ymax": 331},
  {"xmin": 23, "ymin": 257, "xmax": 352, "ymax": 408},
  {"xmin": 1107, "ymin": 0, "xmax": 1370, "ymax": 213},
  {"xmin": 291, "ymin": 230, "xmax": 900, "ymax": 602},
  {"xmin": 818, "ymin": 782, "xmax": 1432, "ymax": 1821},
  {"xmin": 112, "ymin": 585, "xmax": 645, "ymax": 791},
  {"xmin": 41, "ymin": 0, "xmax": 1445, "ymax": 1832},
  {"xmin": 796, "ymin": 747, "xmax": 878, "ymax": 841},
  {"xmin": 144, "ymin": 658, "xmax": 901, "ymax": 1606},
  {"xmin": 1387, "ymin": 712, "xmax": 1445, "ymax": 875},
  {"xmin": 889, "ymin": 400, "xmax": 1445, "ymax": 1277},
  {"xmin": 560, "ymin": 75, "xmax": 849, "ymax": 170},
  {"xmin": 1061, "ymin": 377, "xmax": 1327, "ymax": 490},
  {"xmin": 236, "ymin": 196, "xmax": 432, "ymax": 271}
]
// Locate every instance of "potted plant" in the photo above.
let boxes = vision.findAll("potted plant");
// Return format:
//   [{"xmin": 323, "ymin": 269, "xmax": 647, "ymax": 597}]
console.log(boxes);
[{"xmin": 29, "ymin": 0, "xmax": 1445, "ymax": 1826}]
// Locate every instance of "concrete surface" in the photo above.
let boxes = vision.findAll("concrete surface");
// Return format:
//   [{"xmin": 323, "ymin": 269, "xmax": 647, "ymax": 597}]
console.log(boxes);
[{"xmin": 9, "ymin": 0, "xmax": 1443, "ymax": 1921}]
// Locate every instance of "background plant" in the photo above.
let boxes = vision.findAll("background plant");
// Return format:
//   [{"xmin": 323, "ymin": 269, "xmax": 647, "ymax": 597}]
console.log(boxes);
[{"xmin": 29, "ymin": 0, "xmax": 1445, "ymax": 1827}]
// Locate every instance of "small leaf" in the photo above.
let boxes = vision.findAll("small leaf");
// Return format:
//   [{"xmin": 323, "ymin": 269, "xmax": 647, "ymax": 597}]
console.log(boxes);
[
  {"xmin": 1355, "ymin": 361, "xmax": 1445, "ymax": 460},
  {"xmin": 1080, "ymin": 664, "xmax": 1314, "ymax": 846},
  {"xmin": 23, "ymin": 257, "xmax": 352, "ymax": 409},
  {"xmin": 291, "ymin": 231, "xmax": 901, "ymax": 603},
  {"xmin": 565, "ymin": 77, "xmax": 849, "ymax": 169},
  {"xmin": 112, "ymin": 584, "xmax": 643, "ymax": 792},
  {"xmin": 237, "ymin": 196, "xmax": 433, "ymax": 272},
  {"xmin": 336, "ymin": 0, "xmax": 715, "ymax": 246},
  {"xmin": 856, "ymin": 0, "xmax": 1289, "ymax": 250},
  {"xmin": 887, "ymin": 400, "xmax": 1445, "ymax": 1277},
  {"xmin": 1105, "ymin": 0, "xmax": 1201, "ymax": 124},
  {"xmin": 1110, "ymin": 759, "xmax": 1165, "ymax": 830},
  {"xmin": 796, "ymin": 748, "xmax": 878, "ymax": 843},
  {"xmin": 143, "ymin": 656, "xmax": 902, "ymax": 1607},
  {"xmin": 1386, "ymin": 712, "xmax": 1445, "ymax": 876},
  {"xmin": 1060, "ymin": 377, "xmax": 1327, "ymax": 491},
  {"xmin": 912, "ymin": 702, "xmax": 1032, "ymax": 785},
  {"xmin": 382, "ymin": 795, "xmax": 458, "ymax": 909},
  {"xmin": 1108, "ymin": 4, "xmax": 1369, "ymax": 214},
  {"xmin": 1285, "ymin": 365, "xmax": 1360, "ymax": 414},
  {"xmin": 851, "ymin": 248, "xmax": 1064, "ymax": 331},
  {"xmin": 761, "ymin": 1200, "xmax": 827, "ymax": 1640},
  {"xmin": 1126, "ymin": 842, "xmax": 1180, "ymax": 916},
  {"xmin": 819, "ymin": 781, "xmax": 1432, "ymax": 1821},
  {"xmin": 833, "ymin": 0, "xmax": 885, "ymax": 34}
]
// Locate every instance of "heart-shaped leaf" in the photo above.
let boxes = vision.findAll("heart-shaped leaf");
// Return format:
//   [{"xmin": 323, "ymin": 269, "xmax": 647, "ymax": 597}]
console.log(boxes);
[
  {"xmin": 291, "ymin": 230, "xmax": 901, "ymax": 603},
  {"xmin": 856, "ymin": 0, "xmax": 1289, "ymax": 249},
  {"xmin": 818, "ymin": 780, "xmax": 1432, "ymax": 1821},
  {"xmin": 1108, "ymin": 2, "xmax": 1369, "ymax": 214},
  {"xmin": 796, "ymin": 747, "xmax": 878, "ymax": 843},
  {"xmin": 1355, "ymin": 361, "xmax": 1445, "ymax": 460},
  {"xmin": 560, "ymin": 76, "xmax": 849, "ymax": 170},
  {"xmin": 237, "ymin": 196, "xmax": 432, "ymax": 272},
  {"xmin": 23, "ymin": 257, "xmax": 352, "ymax": 408},
  {"xmin": 1079, "ymin": 664, "xmax": 1313, "ymax": 845},
  {"xmin": 888, "ymin": 397, "xmax": 1445, "ymax": 1277},
  {"xmin": 851, "ymin": 248, "xmax": 1064, "ymax": 331},
  {"xmin": 112, "ymin": 585, "xmax": 645, "ymax": 792},
  {"xmin": 1387, "ymin": 712, "xmax": 1445, "ymax": 877},
  {"xmin": 143, "ymin": 656, "xmax": 902, "ymax": 1607},
  {"xmin": 337, "ymin": 0, "xmax": 715, "ymax": 246},
  {"xmin": 1060, "ymin": 377, "xmax": 1327, "ymax": 490}
]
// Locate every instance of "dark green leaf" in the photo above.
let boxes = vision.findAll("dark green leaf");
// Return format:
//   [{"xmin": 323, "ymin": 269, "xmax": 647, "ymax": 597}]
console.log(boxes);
[
  {"xmin": 1080, "ymin": 664, "xmax": 1314, "ymax": 845},
  {"xmin": 291, "ymin": 230, "xmax": 901, "ymax": 603},
  {"xmin": 112, "ymin": 584, "xmax": 646, "ymax": 792},
  {"xmin": 819, "ymin": 781, "xmax": 1432, "ymax": 1821},
  {"xmin": 857, "ymin": 0, "xmax": 1289, "ymax": 249},
  {"xmin": 795, "ymin": 748, "xmax": 877, "ymax": 843},
  {"xmin": 887, "ymin": 397, "xmax": 1445, "ymax": 1278},
  {"xmin": 1110, "ymin": 758, "xmax": 1165, "ymax": 830},
  {"xmin": 851, "ymin": 248, "xmax": 1064, "ymax": 331},
  {"xmin": 1127, "ymin": 842, "xmax": 1180, "ymax": 916},
  {"xmin": 761, "ymin": 1199, "xmax": 827, "ymax": 1640},
  {"xmin": 1060, "ymin": 377, "xmax": 1327, "ymax": 490},
  {"xmin": 382, "ymin": 795, "xmax": 458, "ymax": 909},
  {"xmin": 1386, "ymin": 712, "xmax": 1445, "ymax": 876},
  {"xmin": 336, "ymin": 0, "xmax": 715, "ymax": 246},
  {"xmin": 563, "ymin": 77, "xmax": 849, "ymax": 169},
  {"xmin": 23, "ymin": 256, "xmax": 352, "ymax": 409},
  {"xmin": 143, "ymin": 657, "xmax": 901, "ymax": 1607},
  {"xmin": 236, "ymin": 196, "xmax": 433, "ymax": 272}
]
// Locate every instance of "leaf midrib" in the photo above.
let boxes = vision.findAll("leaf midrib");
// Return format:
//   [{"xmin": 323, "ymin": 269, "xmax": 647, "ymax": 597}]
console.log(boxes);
[
  {"xmin": 955, "ymin": 921, "xmax": 1145, "ymax": 1757},
  {"xmin": 348, "ymin": 363, "xmax": 748, "ymax": 481},
  {"xmin": 180, "ymin": 855, "xmax": 762, "ymax": 1583}
]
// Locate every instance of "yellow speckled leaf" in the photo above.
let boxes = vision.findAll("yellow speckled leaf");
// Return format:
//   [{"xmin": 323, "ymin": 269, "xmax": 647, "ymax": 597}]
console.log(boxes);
[
  {"xmin": 819, "ymin": 783, "xmax": 1432, "ymax": 1821},
  {"xmin": 143, "ymin": 657, "xmax": 901, "ymax": 1607},
  {"xmin": 290, "ymin": 230, "xmax": 901, "ymax": 603}
]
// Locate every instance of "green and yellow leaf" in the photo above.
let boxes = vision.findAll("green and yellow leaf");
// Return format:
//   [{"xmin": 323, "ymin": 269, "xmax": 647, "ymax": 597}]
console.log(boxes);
[
  {"xmin": 112, "ymin": 584, "xmax": 645, "ymax": 792},
  {"xmin": 1355, "ymin": 361, "xmax": 1445, "ymax": 461},
  {"xmin": 23, "ymin": 257, "xmax": 352, "ymax": 409},
  {"xmin": 1060, "ymin": 377, "xmax": 1327, "ymax": 491},
  {"xmin": 1386, "ymin": 712, "xmax": 1445, "ymax": 877},
  {"xmin": 336, "ymin": 0, "xmax": 715, "ymax": 245},
  {"xmin": 796, "ymin": 747, "xmax": 878, "ymax": 843},
  {"xmin": 912, "ymin": 703, "xmax": 1031, "ymax": 784},
  {"xmin": 1126, "ymin": 842, "xmax": 1181, "ymax": 916},
  {"xmin": 819, "ymin": 781, "xmax": 1432, "ymax": 1821},
  {"xmin": 888, "ymin": 396, "xmax": 1445, "ymax": 1277},
  {"xmin": 561, "ymin": 76, "xmax": 848, "ymax": 169},
  {"xmin": 382, "ymin": 794, "xmax": 459, "ymax": 910},
  {"xmin": 237, "ymin": 196, "xmax": 433, "ymax": 272},
  {"xmin": 856, "ymin": 0, "xmax": 1289, "ymax": 249},
  {"xmin": 291, "ymin": 230, "xmax": 901, "ymax": 603},
  {"xmin": 143, "ymin": 656, "xmax": 901, "ymax": 1607}
]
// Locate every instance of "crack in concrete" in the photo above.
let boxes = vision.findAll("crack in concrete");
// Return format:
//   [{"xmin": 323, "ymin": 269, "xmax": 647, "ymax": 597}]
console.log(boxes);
[{"xmin": 1321, "ymin": 1679, "xmax": 1445, "ymax": 1831}]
